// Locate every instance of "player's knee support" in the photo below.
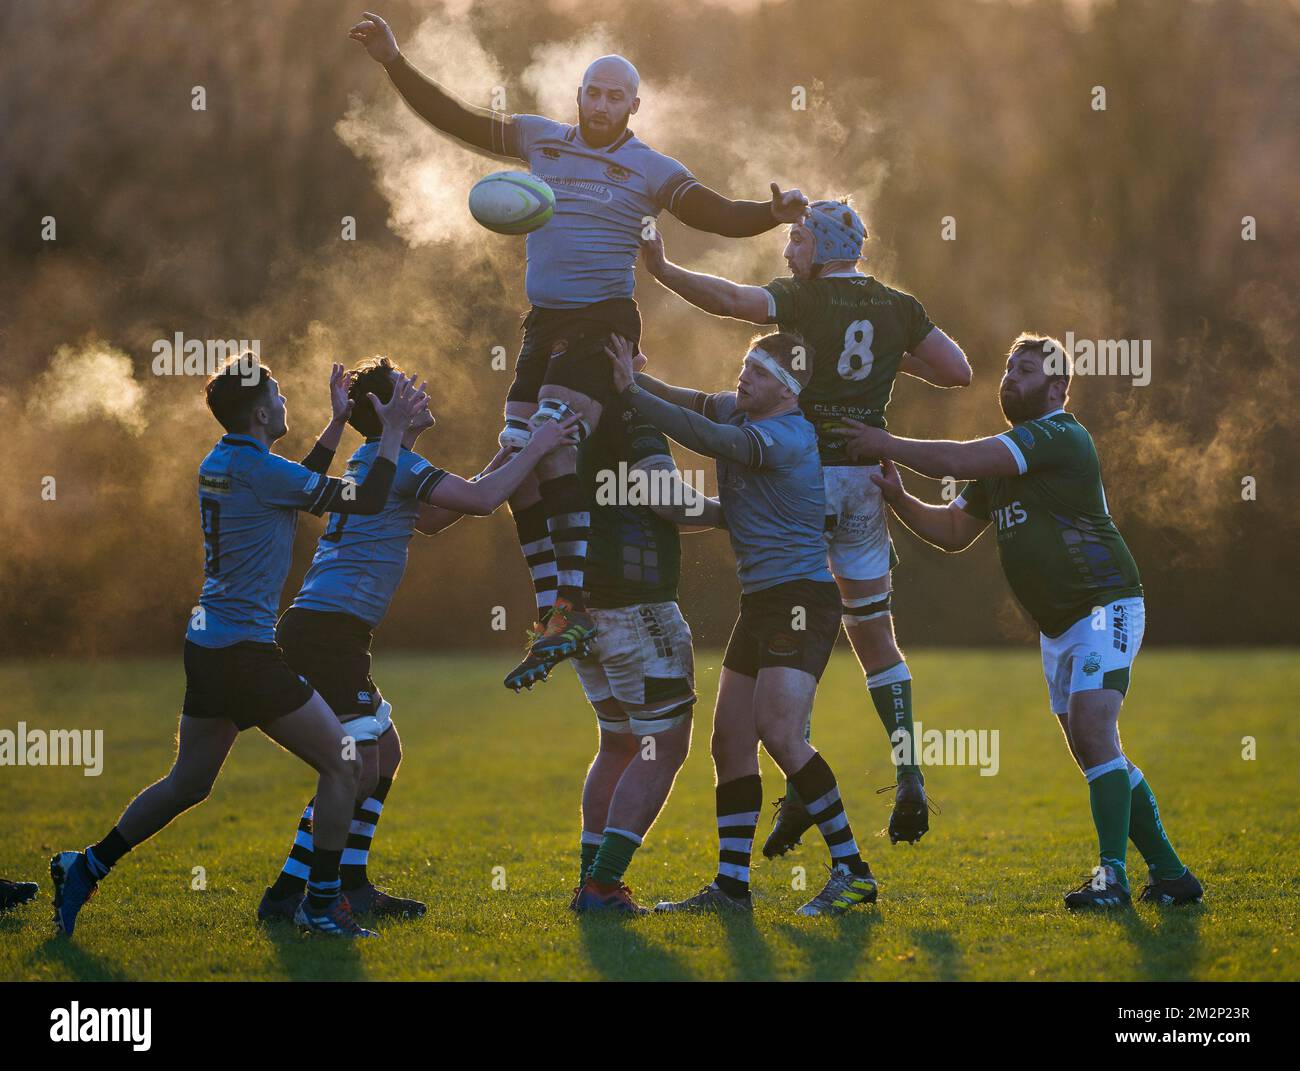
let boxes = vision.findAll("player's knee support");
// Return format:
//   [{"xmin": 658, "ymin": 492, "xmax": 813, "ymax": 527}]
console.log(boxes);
[
  {"xmin": 499, "ymin": 415, "xmax": 533, "ymax": 451},
  {"xmin": 630, "ymin": 700, "xmax": 694, "ymax": 739},
  {"xmin": 529, "ymin": 398, "xmax": 590, "ymax": 442},
  {"xmin": 842, "ymin": 591, "xmax": 892, "ymax": 629},
  {"xmin": 340, "ymin": 699, "xmax": 393, "ymax": 746}
]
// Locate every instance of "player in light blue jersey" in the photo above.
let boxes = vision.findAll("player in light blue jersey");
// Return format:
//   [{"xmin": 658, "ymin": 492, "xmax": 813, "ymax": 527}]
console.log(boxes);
[
  {"xmin": 258, "ymin": 356, "xmax": 576, "ymax": 923},
  {"xmin": 605, "ymin": 333, "xmax": 879, "ymax": 917},
  {"xmin": 350, "ymin": 12, "xmax": 810, "ymax": 690},
  {"xmin": 50, "ymin": 356, "xmax": 428, "ymax": 940}
]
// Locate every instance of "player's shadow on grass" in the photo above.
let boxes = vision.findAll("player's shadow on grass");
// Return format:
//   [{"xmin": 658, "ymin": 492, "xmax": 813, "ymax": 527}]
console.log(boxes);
[
  {"xmin": 577, "ymin": 915, "xmax": 696, "ymax": 982},
  {"xmin": 1116, "ymin": 903, "xmax": 1206, "ymax": 981},
  {"xmin": 775, "ymin": 908, "xmax": 881, "ymax": 981},
  {"xmin": 262, "ymin": 920, "xmax": 368, "ymax": 981},
  {"xmin": 716, "ymin": 906, "xmax": 777, "ymax": 981},
  {"xmin": 907, "ymin": 927, "xmax": 962, "ymax": 981},
  {"xmin": 27, "ymin": 935, "xmax": 133, "ymax": 982}
]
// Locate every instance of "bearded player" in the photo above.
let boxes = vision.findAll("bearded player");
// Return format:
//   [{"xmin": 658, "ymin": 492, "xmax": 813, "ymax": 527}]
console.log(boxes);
[
  {"xmin": 639, "ymin": 201, "xmax": 970, "ymax": 852},
  {"xmin": 349, "ymin": 12, "xmax": 809, "ymax": 691},
  {"xmin": 834, "ymin": 334, "xmax": 1203, "ymax": 909}
]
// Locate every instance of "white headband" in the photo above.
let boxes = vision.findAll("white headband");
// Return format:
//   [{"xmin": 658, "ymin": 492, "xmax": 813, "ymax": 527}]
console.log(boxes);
[{"xmin": 745, "ymin": 349, "xmax": 803, "ymax": 395}]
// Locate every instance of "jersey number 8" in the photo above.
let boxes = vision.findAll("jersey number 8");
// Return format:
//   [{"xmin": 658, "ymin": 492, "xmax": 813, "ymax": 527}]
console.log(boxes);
[{"xmin": 837, "ymin": 319, "xmax": 876, "ymax": 382}]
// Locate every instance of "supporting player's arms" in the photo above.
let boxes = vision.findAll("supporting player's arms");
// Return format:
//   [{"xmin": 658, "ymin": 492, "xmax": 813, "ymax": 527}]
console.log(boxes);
[
  {"xmin": 424, "ymin": 419, "xmax": 579, "ymax": 518},
  {"xmin": 898, "ymin": 328, "xmax": 973, "ymax": 388},
  {"xmin": 635, "ymin": 457, "xmax": 725, "ymax": 530},
  {"xmin": 640, "ymin": 232, "xmax": 773, "ymax": 323},
  {"xmin": 833, "ymin": 419, "xmax": 1020, "ymax": 480},
  {"xmin": 872, "ymin": 461, "xmax": 988, "ymax": 552},
  {"xmin": 671, "ymin": 180, "xmax": 803, "ymax": 238},
  {"xmin": 619, "ymin": 385, "xmax": 763, "ymax": 467},
  {"xmin": 632, "ymin": 371, "xmax": 711, "ymax": 410},
  {"xmin": 414, "ymin": 446, "xmax": 511, "ymax": 534}
]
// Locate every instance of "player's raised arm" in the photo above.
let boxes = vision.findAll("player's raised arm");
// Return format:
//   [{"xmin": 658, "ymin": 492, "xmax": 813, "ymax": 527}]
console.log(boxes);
[
  {"xmin": 608, "ymin": 350, "xmax": 761, "ymax": 469},
  {"xmin": 301, "ymin": 363, "xmax": 357, "ymax": 472},
  {"xmin": 641, "ymin": 231, "xmax": 774, "ymax": 324},
  {"xmin": 350, "ymin": 12, "xmax": 518, "ymax": 158},
  {"xmin": 670, "ymin": 179, "xmax": 808, "ymax": 238},
  {"xmin": 871, "ymin": 460, "xmax": 988, "ymax": 553},
  {"xmin": 898, "ymin": 327, "xmax": 973, "ymax": 388},
  {"xmin": 832, "ymin": 419, "xmax": 1022, "ymax": 481}
]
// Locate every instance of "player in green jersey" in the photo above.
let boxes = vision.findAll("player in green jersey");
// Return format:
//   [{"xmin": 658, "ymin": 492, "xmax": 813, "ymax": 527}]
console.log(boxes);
[
  {"xmin": 834, "ymin": 334, "xmax": 1203, "ymax": 910},
  {"xmin": 640, "ymin": 200, "xmax": 971, "ymax": 851}
]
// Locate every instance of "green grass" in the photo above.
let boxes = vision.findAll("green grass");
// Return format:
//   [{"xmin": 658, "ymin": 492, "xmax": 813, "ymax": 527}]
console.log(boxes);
[{"xmin": 1, "ymin": 650, "xmax": 1297, "ymax": 981}]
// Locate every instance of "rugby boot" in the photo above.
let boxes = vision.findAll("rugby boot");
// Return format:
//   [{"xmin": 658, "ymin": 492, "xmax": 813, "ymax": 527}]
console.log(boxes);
[
  {"xmin": 1064, "ymin": 864, "xmax": 1132, "ymax": 910},
  {"xmin": 50, "ymin": 851, "xmax": 99, "ymax": 936},
  {"xmin": 762, "ymin": 793, "xmax": 816, "ymax": 858},
  {"xmin": 504, "ymin": 599, "xmax": 595, "ymax": 691},
  {"xmin": 345, "ymin": 882, "xmax": 426, "ymax": 919},
  {"xmin": 1137, "ymin": 867, "xmax": 1204, "ymax": 906},
  {"xmin": 571, "ymin": 877, "xmax": 648, "ymax": 915},
  {"xmin": 294, "ymin": 893, "xmax": 378, "ymax": 937},
  {"xmin": 654, "ymin": 882, "xmax": 753, "ymax": 915},
  {"xmin": 0, "ymin": 878, "xmax": 39, "ymax": 912},
  {"xmin": 796, "ymin": 863, "xmax": 879, "ymax": 917}
]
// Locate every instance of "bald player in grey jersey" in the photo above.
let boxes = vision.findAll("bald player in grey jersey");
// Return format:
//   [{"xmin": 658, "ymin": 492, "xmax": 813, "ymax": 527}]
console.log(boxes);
[{"xmin": 350, "ymin": 12, "xmax": 809, "ymax": 691}]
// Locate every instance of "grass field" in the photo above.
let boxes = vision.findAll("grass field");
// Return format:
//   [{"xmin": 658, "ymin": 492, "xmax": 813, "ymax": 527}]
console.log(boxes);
[{"xmin": 1, "ymin": 650, "xmax": 1297, "ymax": 982}]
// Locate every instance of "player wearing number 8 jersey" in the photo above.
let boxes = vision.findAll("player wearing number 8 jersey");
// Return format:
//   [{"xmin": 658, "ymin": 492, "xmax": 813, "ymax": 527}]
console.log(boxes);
[
  {"xmin": 639, "ymin": 199, "xmax": 972, "ymax": 852},
  {"xmin": 834, "ymin": 334, "xmax": 1203, "ymax": 910}
]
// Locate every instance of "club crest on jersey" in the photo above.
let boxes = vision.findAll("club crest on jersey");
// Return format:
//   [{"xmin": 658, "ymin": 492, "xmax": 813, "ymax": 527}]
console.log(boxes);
[
  {"xmin": 541, "ymin": 147, "xmax": 561, "ymax": 159},
  {"xmin": 1082, "ymin": 653, "xmax": 1101, "ymax": 675},
  {"xmin": 603, "ymin": 163, "xmax": 631, "ymax": 182}
]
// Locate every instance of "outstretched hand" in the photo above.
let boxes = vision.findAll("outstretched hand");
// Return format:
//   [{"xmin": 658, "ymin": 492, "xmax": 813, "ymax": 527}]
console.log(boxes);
[
  {"xmin": 769, "ymin": 182, "xmax": 809, "ymax": 224},
  {"xmin": 328, "ymin": 363, "xmax": 355, "ymax": 424},
  {"xmin": 371, "ymin": 373, "xmax": 428, "ymax": 432},
  {"xmin": 349, "ymin": 11, "xmax": 399, "ymax": 64}
]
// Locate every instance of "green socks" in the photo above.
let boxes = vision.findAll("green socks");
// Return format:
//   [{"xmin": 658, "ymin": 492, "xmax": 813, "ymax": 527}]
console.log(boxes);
[
  {"xmin": 869, "ymin": 661, "xmax": 919, "ymax": 778},
  {"xmin": 1128, "ymin": 769, "xmax": 1186, "ymax": 881},
  {"xmin": 1086, "ymin": 761, "xmax": 1132, "ymax": 886},
  {"xmin": 580, "ymin": 832, "xmax": 601, "ymax": 884},
  {"xmin": 589, "ymin": 829, "xmax": 641, "ymax": 885}
]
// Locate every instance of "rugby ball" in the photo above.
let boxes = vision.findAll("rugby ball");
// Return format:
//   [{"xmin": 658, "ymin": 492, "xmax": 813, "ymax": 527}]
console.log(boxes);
[{"xmin": 468, "ymin": 171, "xmax": 555, "ymax": 235}]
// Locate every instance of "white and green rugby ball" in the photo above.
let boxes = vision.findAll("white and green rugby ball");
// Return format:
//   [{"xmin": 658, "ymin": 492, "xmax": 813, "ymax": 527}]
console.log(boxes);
[{"xmin": 468, "ymin": 171, "xmax": 555, "ymax": 235}]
